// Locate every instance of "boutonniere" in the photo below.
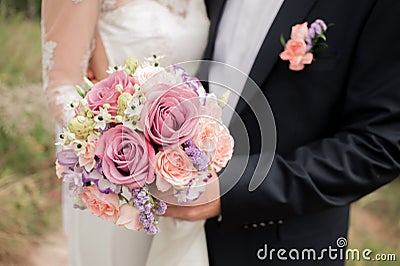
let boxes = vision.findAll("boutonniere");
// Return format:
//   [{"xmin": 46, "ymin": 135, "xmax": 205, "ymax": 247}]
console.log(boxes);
[{"xmin": 280, "ymin": 19, "xmax": 331, "ymax": 71}]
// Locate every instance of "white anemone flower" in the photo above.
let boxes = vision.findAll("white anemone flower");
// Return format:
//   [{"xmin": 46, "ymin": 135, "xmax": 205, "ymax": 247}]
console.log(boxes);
[
  {"xmin": 106, "ymin": 64, "xmax": 126, "ymax": 74},
  {"xmin": 56, "ymin": 128, "xmax": 76, "ymax": 145},
  {"xmin": 125, "ymin": 96, "xmax": 143, "ymax": 118},
  {"xmin": 72, "ymin": 139, "xmax": 87, "ymax": 156},
  {"xmin": 94, "ymin": 107, "xmax": 112, "ymax": 130}
]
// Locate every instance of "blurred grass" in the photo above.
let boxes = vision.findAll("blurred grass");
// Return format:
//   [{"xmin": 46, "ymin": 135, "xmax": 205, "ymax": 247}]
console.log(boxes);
[
  {"xmin": 0, "ymin": 7, "xmax": 61, "ymax": 265},
  {"xmin": 0, "ymin": 81, "xmax": 61, "ymax": 264},
  {"xmin": 348, "ymin": 180, "xmax": 400, "ymax": 265},
  {"xmin": 0, "ymin": 1, "xmax": 42, "ymax": 86},
  {"xmin": 0, "ymin": 170, "xmax": 61, "ymax": 264}
]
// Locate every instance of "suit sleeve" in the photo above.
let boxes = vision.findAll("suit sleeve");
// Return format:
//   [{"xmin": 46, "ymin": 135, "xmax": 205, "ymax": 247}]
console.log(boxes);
[{"xmin": 220, "ymin": 0, "xmax": 400, "ymax": 226}]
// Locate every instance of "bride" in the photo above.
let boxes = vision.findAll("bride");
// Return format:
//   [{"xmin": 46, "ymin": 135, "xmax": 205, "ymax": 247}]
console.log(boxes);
[{"xmin": 41, "ymin": 0, "xmax": 210, "ymax": 265}]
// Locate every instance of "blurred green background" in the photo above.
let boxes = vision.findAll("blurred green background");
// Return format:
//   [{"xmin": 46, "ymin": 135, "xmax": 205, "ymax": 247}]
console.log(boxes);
[
  {"xmin": 1, "ymin": 1, "xmax": 62, "ymax": 265},
  {"xmin": 0, "ymin": 0, "xmax": 398, "ymax": 265}
]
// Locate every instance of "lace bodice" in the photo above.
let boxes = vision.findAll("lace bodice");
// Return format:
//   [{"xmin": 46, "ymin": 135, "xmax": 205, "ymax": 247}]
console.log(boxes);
[
  {"xmin": 42, "ymin": 0, "xmax": 209, "ymax": 125},
  {"xmin": 70, "ymin": 0, "xmax": 188, "ymax": 13}
]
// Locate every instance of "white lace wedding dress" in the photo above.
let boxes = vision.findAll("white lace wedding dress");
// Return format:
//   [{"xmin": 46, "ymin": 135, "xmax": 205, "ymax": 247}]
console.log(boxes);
[{"xmin": 42, "ymin": 0, "xmax": 210, "ymax": 265}]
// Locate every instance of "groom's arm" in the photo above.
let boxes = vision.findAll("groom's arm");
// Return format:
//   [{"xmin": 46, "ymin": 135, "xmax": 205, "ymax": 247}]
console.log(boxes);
[
  {"xmin": 219, "ymin": 0, "xmax": 400, "ymax": 227},
  {"xmin": 164, "ymin": 0, "xmax": 400, "ymax": 224}
]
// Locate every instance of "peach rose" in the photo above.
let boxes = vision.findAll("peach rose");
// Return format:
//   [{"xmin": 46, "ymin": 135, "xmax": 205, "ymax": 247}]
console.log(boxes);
[
  {"xmin": 155, "ymin": 149, "xmax": 197, "ymax": 192},
  {"xmin": 80, "ymin": 185, "xmax": 120, "ymax": 223},
  {"xmin": 200, "ymin": 93, "xmax": 222, "ymax": 120},
  {"xmin": 279, "ymin": 39, "xmax": 314, "ymax": 71},
  {"xmin": 193, "ymin": 118, "xmax": 234, "ymax": 172},
  {"xmin": 291, "ymin": 22, "xmax": 308, "ymax": 41},
  {"xmin": 78, "ymin": 134, "xmax": 98, "ymax": 172},
  {"xmin": 212, "ymin": 129, "xmax": 234, "ymax": 172},
  {"xmin": 116, "ymin": 204, "xmax": 142, "ymax": 231}
]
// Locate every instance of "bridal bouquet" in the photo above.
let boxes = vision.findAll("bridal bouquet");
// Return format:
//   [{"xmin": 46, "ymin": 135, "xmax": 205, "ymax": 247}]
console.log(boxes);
[{"xmin": 55, "ymin": 57, "xmax": 234, "ymax": 235}]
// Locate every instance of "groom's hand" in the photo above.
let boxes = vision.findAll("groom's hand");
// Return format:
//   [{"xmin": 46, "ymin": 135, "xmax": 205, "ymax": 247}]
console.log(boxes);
[{"xmin": 164, "ymin": 197, "xmax": 221, "ymax": 221}]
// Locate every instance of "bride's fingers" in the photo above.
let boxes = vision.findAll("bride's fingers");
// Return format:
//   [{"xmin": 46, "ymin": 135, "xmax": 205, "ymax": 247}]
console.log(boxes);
[{"xmin": 163, "ymin": 198, "xmax": 221, "ymax": 222}]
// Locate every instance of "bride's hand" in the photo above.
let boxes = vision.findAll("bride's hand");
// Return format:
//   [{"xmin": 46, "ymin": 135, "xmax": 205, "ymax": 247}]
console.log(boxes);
[
  {"xmin": 164, "ymin": 197, "xmax": 221, "ymax": 222},
  {"xmin": 163, "ymin": 171, "xmax": 221, "ymax": 221},
  {"xmin": 86, "ymin": 68, "xmax": 99, "ymax": 83}
]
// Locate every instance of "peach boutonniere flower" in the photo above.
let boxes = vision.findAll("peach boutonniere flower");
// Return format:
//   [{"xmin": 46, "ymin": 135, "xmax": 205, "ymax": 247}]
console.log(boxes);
[{"xmin": 280, "ymin": 19, "xmax": 330, "ymax": 71}]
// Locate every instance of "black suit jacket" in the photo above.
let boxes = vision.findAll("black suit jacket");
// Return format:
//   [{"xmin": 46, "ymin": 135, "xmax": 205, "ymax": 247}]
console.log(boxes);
[{"xmin": 203, "ymin": 0, "xmax": 400, "ymax": 265}]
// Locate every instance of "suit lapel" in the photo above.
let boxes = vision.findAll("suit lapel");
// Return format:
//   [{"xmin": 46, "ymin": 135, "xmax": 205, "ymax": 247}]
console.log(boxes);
[
  {"xmin": 202, "ymin": 0, "xmax": 319, "ymax": 95},
  {"xmin": 249, "ymin": 0, "xmax": 319, "ymax": 86},
  {"xmin": 203, "ymin": 0, "xmax": 227, "ymax": 60},
  {"xmin": 199, "ymin": 0, "xmax": 227, "ymax": 91},
  {"xmin": 232, "ymin": 0, "xmax": 319, "ymax": 119}
]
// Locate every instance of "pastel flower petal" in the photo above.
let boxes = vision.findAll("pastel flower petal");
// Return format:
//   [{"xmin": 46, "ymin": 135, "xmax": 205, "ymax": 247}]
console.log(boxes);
[
  {"xmin": 302, "ymin": 53, "xmax": 314, "ymax": 64},
  {"xmin": 116, "ymin": 204, "xmax": 142, "ymax": 231},
  {"xmin": 57, "ymin": 149, "xmax": 78, "ymax": 167},
  {"xmin": 156, "ymin": 173, "xmax": 173, "ymax": 192}
]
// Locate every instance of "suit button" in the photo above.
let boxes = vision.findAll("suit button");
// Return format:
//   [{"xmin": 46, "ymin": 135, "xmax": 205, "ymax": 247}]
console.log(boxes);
[
  {"xmin": 268, "ymin": 221, "xmax": 275, "ymax": 225},
  {"xmin": 252, "ymin": 223, "xmax": 258, "ymax": 229},
  {"xmin": 243, "ymin": 224, "xmax": 250, "ymax": 230},
  {"xmin": 259, "ymin": 222, "xmax": 266, "ymax": 227},
  {"xmin": 278, "ymin": 220, "xmax": 284, "ymax": 224}
]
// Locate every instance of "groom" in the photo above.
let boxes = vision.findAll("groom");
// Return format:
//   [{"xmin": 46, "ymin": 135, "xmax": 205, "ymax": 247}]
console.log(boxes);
[{"xmin": 165, "ymin": 0, "xmax": 400, "ymax": 265}]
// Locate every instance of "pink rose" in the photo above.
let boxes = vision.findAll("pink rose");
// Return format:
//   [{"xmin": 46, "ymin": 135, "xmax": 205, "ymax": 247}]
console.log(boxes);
[
  {"xmin": 290, "ymin": 22, "xmax": 309, "ymax": 41},
  {"xmin": 141, "ymin": 84, "xmax": 200, "ymax": 147},
  {"xmin": 85, "ymin": 70, "xmax": 136, "ymax": 116},
  {"xmin": 78, "ymin": 134, "xmax": 98, "ymax": 172},
  {"xmin": 155, "ymin": 148, "xmax": 197, "ymax": 192},
  {"xmin": 116, "ymin": 204, "xmax": 142, "ymax": 231},
  {"xmin": 279, "ymin": 39, "xmax": 314, "ymax": 71},
  {"xmin": 193, "ymin": 118, "xmax": 234, "ymax": 172},
  {"xmin": 95, "ymin": 125, "xmax": 155, "ymax": 190},
  {"xmin": 80, "ymin": 185, "xmax": 120, "ymax": 223}
]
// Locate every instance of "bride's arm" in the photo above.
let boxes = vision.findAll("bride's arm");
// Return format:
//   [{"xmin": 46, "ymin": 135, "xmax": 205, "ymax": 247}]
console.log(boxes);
[
  {"xmin": 89, "ymin": 31, "xmax": 110, "ymax": 81},
  {"xmin": 41, "ymin": 0, "xmax": 99, "ymax": 125}
]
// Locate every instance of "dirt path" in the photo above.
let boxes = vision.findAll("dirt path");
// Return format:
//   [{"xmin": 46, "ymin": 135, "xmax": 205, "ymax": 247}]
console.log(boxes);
[{"xmin": 28, "ymin": 231, "xmax": 69, "ymax": 266}]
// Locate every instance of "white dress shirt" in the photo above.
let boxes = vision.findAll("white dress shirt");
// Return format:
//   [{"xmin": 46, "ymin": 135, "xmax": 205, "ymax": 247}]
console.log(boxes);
[{"xmin": 209, "ymin": 0, "xmax": 284, "ymax": 124}]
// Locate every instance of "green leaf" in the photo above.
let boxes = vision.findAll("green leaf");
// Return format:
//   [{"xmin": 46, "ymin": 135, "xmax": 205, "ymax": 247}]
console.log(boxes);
[
  {"xmin": 317, "ymin": 34, "xmax": 327, "ymax": 41},
  {"xmin": 280, "ymin": 34, "xmax": 287, "ymax": 48},
  {"xmin": 312, "ymin": 43, "xmax": 329, "ymax": 54},
  {"xmin": 83, "ymin": 77, "xmax": 94, "ymax": 91},
  {"xmin": 75, "ymin": 85, "xmax": 86, "ymax": 98},
  {"xmin": 327, "ymin": 23, "xmax": 335, "ymax": 28}
]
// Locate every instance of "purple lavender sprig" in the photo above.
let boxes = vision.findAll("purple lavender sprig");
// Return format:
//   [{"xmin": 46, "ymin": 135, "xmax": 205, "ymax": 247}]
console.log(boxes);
[
  {"xmin": 306, "ymin": 19, "xmax": 329, "ymax": 52},
  {"xmin": 183, "ymin": 140, "xmax": 209, "ymax": 171},
  {"xmin": 132, "ymin": 186, "xmax": 166, "ymax": 235},
  {"xmin": 153, "ymin": 200, "xmax": 167, "ymax": 216}
]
